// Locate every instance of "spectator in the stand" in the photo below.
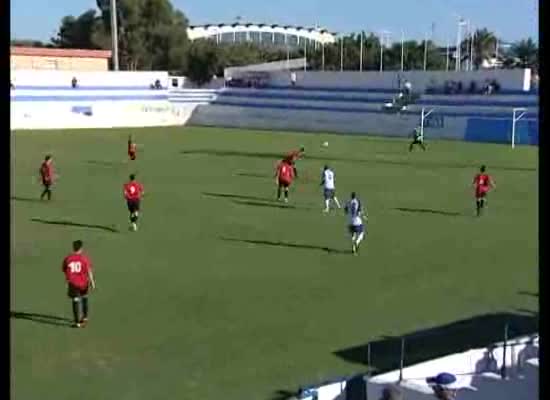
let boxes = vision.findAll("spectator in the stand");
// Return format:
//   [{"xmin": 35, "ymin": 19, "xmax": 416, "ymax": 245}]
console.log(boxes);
[
  {"xmin": 484, "ymin": 80, "xmax": 494, "ymax": 95},
  {"xmin": 290, "ymin": 71, "xmax": 297, "ymax": 87},
  {"xmin": 71, "ymin": 77, "xmax": 78, "ymax": 88},
  {"xmin": 404, "ymin": 80, "xmax": 412, "ymax": 95},
  {"xmin": 154, "ymin": 79, "xmax": 162, "ymax": 89},
  {"xmin": 380, "ymin": 385, "xmax": 403, "ymax": 400},
  {"xmin": 426, "ymin": 372, "xmax": 474, "ymax": 400}
]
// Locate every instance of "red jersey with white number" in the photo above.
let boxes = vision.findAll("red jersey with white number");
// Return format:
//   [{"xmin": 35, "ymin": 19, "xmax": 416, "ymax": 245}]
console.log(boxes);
[
  {"xmin": 62, "ymin": 253, "xmax": 91, "ymax": 289},
  {"xmin": 473, "ymin": 173, "xmax": 492, "ymax": 193},
  {"xmin": 277, "ymin": 161, "xmax": 295, "ymax": 184},
  {"xmin": 124, "ymin": 181, "xmax": 143, "ymax": 201},
  {"xmin": 40, "ymin": 161, "xmax": 54, "ymax": 183}
]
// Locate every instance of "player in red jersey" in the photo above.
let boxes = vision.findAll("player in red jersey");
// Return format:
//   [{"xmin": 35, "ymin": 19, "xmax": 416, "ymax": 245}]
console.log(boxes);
[
  {"xmin": 62, "ymin": 240, "xmax": 95, "ymax": 328},
  {"xmin": 128, "ymin": 135, "xmax": 137, "ymax": 160},
  {"xmin": 473, "ymin": 165, "xmax": 495, "ymax": 216},
  {"xmin": 39, "ymin": 155, "xmax": 55, "ymax": 200},
  {"xmin": 275, "ymin": 159, "xmax": 295, "ymax": 202},
  {"xmin": 123, "ymin": 174, "xmax": 144, "ymax": 231},
  {"xmin": 284, "ymin": 146, "xmax": 305, "ymax": 178}
]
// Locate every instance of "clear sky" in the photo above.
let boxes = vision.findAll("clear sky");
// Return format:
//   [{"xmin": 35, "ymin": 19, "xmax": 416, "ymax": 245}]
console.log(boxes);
[{"xmin": 11, "ymin": 0, "xmax": 538, "ymax": 45}]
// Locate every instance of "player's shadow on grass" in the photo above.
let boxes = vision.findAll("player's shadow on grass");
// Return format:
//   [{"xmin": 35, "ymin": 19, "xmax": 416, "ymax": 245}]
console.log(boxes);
[
  {"xmin": 269, "ymin": 389, "xmax": 300, "ymax": 400},
  {"xmin": 233, "ymin": 200, "xmax": 298, "ymax": 210},
  {"xmin": 394, "ymin": 207, "xmax": 462, "ymax": 217},
  {"xmin": 31, "ymin": 218, "xmax": 119, "ymax": 233},
  {"xmin": 235, "ymin": 172, "xmax": 271, "ymax": 179},
  {"xmin": 10, "ymin": 196, "xmax": 42, "ymax": 203},
  {"xmin": 221, "ymin": 237, "xmax": 349, "ymax": 254},
  {"xmin": 202, "ymin": 191, "xmax": 275, "ymax": 203},
  {"xmin": 333, "ymin": 311, "xmax": 538, "ymax": 374},
  {"xmin": 86, "ymin": 160, "xmax": 125, "ymax": 167},
  {"xmin": 10, "ymin": 311, "xmax": 73, "ymax": 327},
  {"xmin": 181, "ymin": 149, "xmax": 535, "ymax": 172},
  {"xmin": 518, "ymin": 290, "xmax": 538, "ymax": 298}
]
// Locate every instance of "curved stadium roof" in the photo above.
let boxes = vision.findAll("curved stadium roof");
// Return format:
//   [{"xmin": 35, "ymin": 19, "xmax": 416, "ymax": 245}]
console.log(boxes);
[{"xmin": 187, "ymin": 23, "xmax": 337, "ymax": 48}]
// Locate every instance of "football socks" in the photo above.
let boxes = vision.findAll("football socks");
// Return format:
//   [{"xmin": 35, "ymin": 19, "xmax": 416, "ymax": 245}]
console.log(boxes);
[
  {"xmin": 72, "ymin": 298, "xmax": 81, "ymax": 324},
  {"xmin": 81, "ymin": 296, "xmax": 89, "ymax": 320}
]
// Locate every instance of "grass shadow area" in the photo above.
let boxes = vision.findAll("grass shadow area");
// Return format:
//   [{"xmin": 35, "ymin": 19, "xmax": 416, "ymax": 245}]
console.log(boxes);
[
  {"xmin": 11, "ymin": 196, "xmax": 42, "ymax": 203},
  {"xmin": 394, "ymin": 207, "xmax": 463, "ymax": 217},
  {"xmin": 333, "ymin": 312, "xmax": 538, "ymax": 373},
  {"xmin": 232, "ymin": 199, "xmax": 299, "ymax": 210},
  {"xmin": 235, "ymin": 172, "xmax": 272, "ymax": 179},
  {"xmin": 181, "ymin": 149, "xmax": 536, "ymax": 172},
  {"xmin": 11, "ymin": 311, "xmax": 73, "ymax": 328},
  {"xmin": 221, "ymin": 237, "xmax": 349, "ymax": 254},
  {"xmin": 518, "ymin": 291, "xmax": 538, "ymax": 298},
  {"xmin": 31, "ymin": 218, "xmax": 119, "ymax": 233},
  {"xmin": 202, "ymin": 191, "xmax": 274, "ymax": 203},
  {"xmin": 86, "ymin": 160, "xmax": 125, "ymax": 167}
]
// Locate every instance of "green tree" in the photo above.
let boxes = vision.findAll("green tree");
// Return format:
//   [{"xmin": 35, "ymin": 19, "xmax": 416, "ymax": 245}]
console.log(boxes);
[
  {"xmin": 471, "ymin": 28, "xmax": 497, "ymax": 68},
  {"xmin": 510, "ymin": 38, "xmax": 538, "ymax": 68},
  {"xmin": 51, "ymin": 9, "xmax": 103, "ymax": 49},
  {"xmin": 11, "ymin": 39, "xmax": 52, "ymax": 48},
  {"xmin": 95, "ymin": 0, "xmax": 189, "ymax": 70},
  {"xmin": 185, "ymin": 40, "xmax": 220, "ymax": 86}
]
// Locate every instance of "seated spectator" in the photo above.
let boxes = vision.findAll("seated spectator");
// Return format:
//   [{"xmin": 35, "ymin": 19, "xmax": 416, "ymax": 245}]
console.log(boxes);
[
  {"xmin": 380, "ymin": 385, "xmax": 403, "ymax": 400},
  {"xmin": 383, "ymin": 92, "xmax": 408, "ymax": 112},
  {"xmin": 290, "ymin": 71, "xmax": 297, "ymax": 87},
  {"xmin": 404, "ymin": 80, "xmax": 412, "ymax": 95},
  {"xmin": 468, "ymin": 81, "xmax": 477, "ymax": 94},
  {"xmin": 71, "ymin": 77, "xmax": 78, "ymax": 88},
  {"xmin": 154, "ymin": 79, "xmax": 162, "ymax": 89},
  {"xmin": 426, "ymin": 372, "xmax": 475, "ymax": 400}
]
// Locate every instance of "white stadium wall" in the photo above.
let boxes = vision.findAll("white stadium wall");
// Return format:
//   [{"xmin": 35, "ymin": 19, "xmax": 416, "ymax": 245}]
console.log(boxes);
[
  {"xmin": 266, "ymin": 69, "xmax": 531, "ymax": 92},
  {"xmin": 10, "ymin": 70, "xmax": 190, "ymax": 130}
]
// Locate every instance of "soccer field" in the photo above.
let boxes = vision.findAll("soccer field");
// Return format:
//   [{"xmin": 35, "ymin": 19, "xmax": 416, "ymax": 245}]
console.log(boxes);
[{"xmin": 11, "ymin": 126, "xmax": 538, "ymax": 400}]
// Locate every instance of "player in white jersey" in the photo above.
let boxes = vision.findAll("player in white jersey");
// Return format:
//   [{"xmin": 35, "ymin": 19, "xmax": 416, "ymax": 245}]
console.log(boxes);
[
  {"xmin": 321, "ymin": 165, "xmax": 341, "ymax": 212},
  {"xmin": 344, "ymin": 192, "xmax": 367, "ymax": 254}
]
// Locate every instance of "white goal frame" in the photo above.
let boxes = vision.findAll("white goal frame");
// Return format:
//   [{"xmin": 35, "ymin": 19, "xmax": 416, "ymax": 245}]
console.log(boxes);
[
  {"xmin": 420, "ymin": 107, "xmax": 435, "ymax": 141},
  {"xmin": 511, "ymin": 108, "xmax": 527, "ymax": 149}
]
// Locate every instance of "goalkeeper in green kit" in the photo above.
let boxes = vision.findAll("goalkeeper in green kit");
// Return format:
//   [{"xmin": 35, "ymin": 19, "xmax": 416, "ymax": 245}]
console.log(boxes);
[{"xmin": 409, "ymin": 126, "xmax": 427, "ymax": 152}]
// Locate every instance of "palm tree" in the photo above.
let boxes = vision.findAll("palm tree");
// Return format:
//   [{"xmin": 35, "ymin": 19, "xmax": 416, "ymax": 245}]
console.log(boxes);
[
  {"xmin": 510, "ymin": 38, "xmax": 538, "ymax": 68},
  {"xmin": 470, "ymin": 28, "xmax": 497, "ymax": 68}
]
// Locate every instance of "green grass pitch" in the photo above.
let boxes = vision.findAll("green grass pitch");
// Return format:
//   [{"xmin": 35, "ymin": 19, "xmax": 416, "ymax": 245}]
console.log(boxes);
[{"xmin": 11, "ymin": 126, "xmax": 538, "ymax": 400}]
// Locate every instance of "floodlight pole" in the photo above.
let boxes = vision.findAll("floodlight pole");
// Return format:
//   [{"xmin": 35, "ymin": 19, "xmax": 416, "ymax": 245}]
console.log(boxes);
[
  {"xmin": 423, "ymin": 31, "xmax": 428, "ymax": 71},
  {"xmin": 110, "ymin": 0, "xmax": 119, "ymax": 71},
  {"xmin": 359, "ymin": 31, "xmax": 364, "ymax": 72},
  {"xmin": 456, "ymin": 19, "xmax": 467, "ymax": 71},
  {"xmin": 401, "ymin": 29, "xmax": 405, "ymax": 72}
]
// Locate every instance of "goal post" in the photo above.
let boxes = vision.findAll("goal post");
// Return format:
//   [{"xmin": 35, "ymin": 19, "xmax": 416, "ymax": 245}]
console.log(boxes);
[
  {"xmin": 511, "ymin": 108, "xmax": 527, "ymax": 149},
  {"xmin": 420, "ymin": 107, "xmax": 435, "ymax": 141}
]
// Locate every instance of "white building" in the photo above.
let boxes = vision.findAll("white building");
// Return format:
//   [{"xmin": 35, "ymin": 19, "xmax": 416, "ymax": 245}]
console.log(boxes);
[{"xmin": 187, "ymin": 23, "xmax": 336, "ymax": 49}]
